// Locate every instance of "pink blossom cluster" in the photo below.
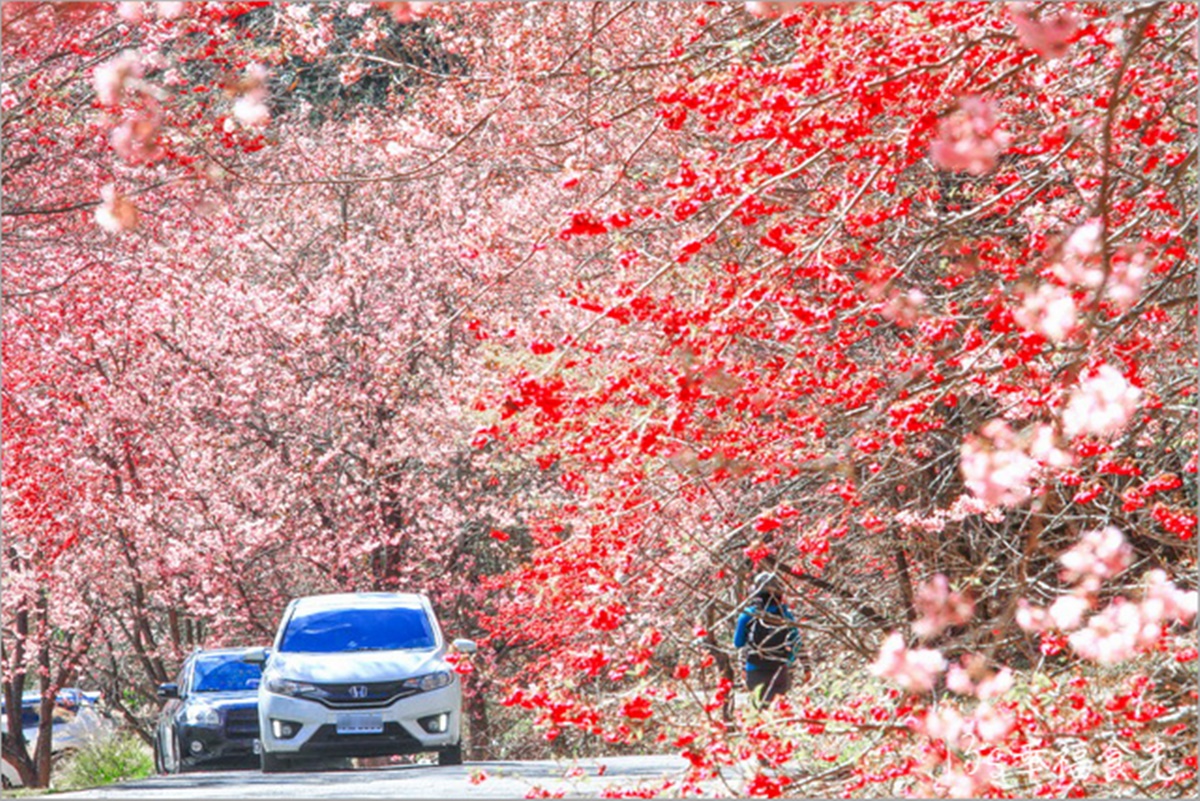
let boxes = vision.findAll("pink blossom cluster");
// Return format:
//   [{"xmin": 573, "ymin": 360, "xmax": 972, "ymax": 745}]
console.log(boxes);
[
  {"xmin": 116, "ymin": 2, "xmax": 185, "ymax": 24},
  {"xmin": 94, "ymin": 184, "xmax": 138, "ymax": 233},
  {"xmin": 745, "ymin": 2, "xmax": 804, "ymax": 20},
  {"xmin": 1105, "ymin": 251, "xmax": 1148, "ymax": 312},
  {"xmin": 231, "ymin": 64, "xmax": 271, "ymax": 128},
  {"xmin": 1050, "ymin": 220, "xmax": 1148, "ymax": 310},
  {"xmin": 928, "ymin": 760, "xmax": 996, "ymax": 799},
  {"xmin": 1069, "ymin": 572, "xmax": 1198, "ymax": 664},
  {"xmin": 960, "ymin": 420, "xmax": 1035, "ymax": 506},
  {"xmin": 1052, "ymin": 220, "xmax": 1104, "ymax": 286},
  {"xmin": 1013, "ymin": 283, "xmax": 1077, "ymax": 342},
  {"xmin": 1008, "ymin": 3, "xmax": 1079, "ymax": 60},
  {"xmin": 912, "ymin": 574, "xmax": 975, "ymax": 640},
  {"xmin": 919, "ymin": 700, "xmax": 1014, "ymax": 750},
  {"xmin": 1018, "ymin": 528, "xmax": 1197, "ymax": 664},
  {"xmin": 381, "ymin": 2, "xmax": 437, "ymax": 24},
  {"xmin": 1059, "ymin": 525, "xmax": 1133, "ymax": 588},
  {"xmin": 870, "ymin": 632, "xmax": 946, "ymax": 693},
  {"xmin": 895, "ymin": 494, "xmax": 1001, "ymax": 535},
  {"xmin": 1068, "ymin": 598, "xmax": 1159, "ymax": 664},
  {"xmin": 1062, "ymin": 364, "xmax": 1142, "ymax": 438},
  {"xmin": 110, "ymin": 111, "xmax": 163, "ymax": 163},
  {"xmin": 930, "ymin": 96, "xmax": 1011, "ymax": 175},
  {"xmin": 960, "ymin": 420, "xmax": 1070, "ymax": 508},
  {"xmin": 880, "ymin": 288, "xmax": 927, "ymax": 327},
  {"xmin": 92, "ymin": 47, "xmax": 174, "ymax": 165},
  {"xmin": 945, "ymin": 655, "xmax": 1014, "ymax": 701},
  {"xmin": 93, "ymin": 51, "xmax": 142, "ymax": 106}
]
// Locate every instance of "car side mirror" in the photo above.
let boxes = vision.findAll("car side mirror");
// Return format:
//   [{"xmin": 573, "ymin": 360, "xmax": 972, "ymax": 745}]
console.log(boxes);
[
  {"xmin": 156, "ymin": 683, "xmax": 179, "ymax": 700},
  {"xmin": 241, "ymin": 647, "xmax": 270, "ymax": 665},
  {"xmin": 452, "ymin": 638, "xmax": 477, "ymax": 655}
]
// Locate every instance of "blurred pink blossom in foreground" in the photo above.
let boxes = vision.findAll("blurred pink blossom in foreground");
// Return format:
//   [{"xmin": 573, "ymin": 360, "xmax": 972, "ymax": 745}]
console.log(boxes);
[
  {"xmin": 1106, "ymin": 252, "xmax": 1148, "ymax": 311},
  {"xmin": 931, "ymin": 761, "xmax": 995, "ymax": 800},
  {"xmin": 232, "ymin": 64, "xmax": 271, "ymax": 128},
  {"xmin": 945, "ymin": 655, "xmax": 1013, "ymax": 701},
  {"xmin": 745, "ymin": 2, "xmax": 804, "ymax": 19},
  {"xmin": 1062, "ymin": 365, "xmax": 1142, "ymax": 438},
  {"xmin": 1014, "ymin": 283, "xmax": 1077, "ymax": 342},
  {"xmin": 1009, "ymin": 2, "xmax": 1079, "ymax": 59},
  {"xmin": 881, "ymin": 288, "xmax": 927, "ymax": 326},
  {"xmin": 930, "ymin": 96, "xmax": 1011, "ymax": 175},
  {"xmin": 93, "ymin": 51, "xmax": 141, "ymax": 105},
  {"xmin": 382, "ymin": 2, "xmax": 436, "ymax": 24},
  {"xmin": 870, "ymin": 632, "xmax": 946, "ymax": 693},
  {"xmin": 960, "ymin": 420, "xmax": 1035, "ymax": 506},
  {"xmin": 1060, "ymin": 525, "xmax": 1133, "ymax": 586},
  {"xmin": 1017, "ymin": 527, "xmax": 1197, "ymax": 664},
  {"xmin": 95, "ymin": 185, "xmax": 138, "ymax": 233},
  {"xmin": 1069, "ymin": 598, "xmax": 1163, "ymax": 665},
  {"xmin": 110, "ymin": 112, "xmax": 163, "ymax": 163},
  {"xmin": 913, "ymin": 575, "xmax": 974, "ymax": 640}
]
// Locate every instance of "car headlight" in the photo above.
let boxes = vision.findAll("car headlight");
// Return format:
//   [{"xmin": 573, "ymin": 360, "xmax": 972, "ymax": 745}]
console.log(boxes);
[
  {"xmin": 402, "ymin": 671, "xmax": 452, "ymax": 692},
  {"xmin": 264, "ymin": 676, "xmax": 327, "ymax": 699},
  {"xmin": 183, "ymin": 704, "xmax": 220, "ymax": 727}
]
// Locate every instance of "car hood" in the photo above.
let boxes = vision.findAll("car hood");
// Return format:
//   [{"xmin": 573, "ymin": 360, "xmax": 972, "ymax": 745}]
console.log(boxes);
[
  {"xmin": 267, "ymin": 649, "xmax": 445, "ymax": 684},
  {"xmin": 188, "ymin": 691, "xmax": 259, "ymax": 711}
]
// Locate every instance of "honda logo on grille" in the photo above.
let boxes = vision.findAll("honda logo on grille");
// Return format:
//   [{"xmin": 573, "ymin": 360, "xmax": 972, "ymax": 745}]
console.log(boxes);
[{"xmin": 348, "ymin": 685, "xmax": 368, "ymax": 699}]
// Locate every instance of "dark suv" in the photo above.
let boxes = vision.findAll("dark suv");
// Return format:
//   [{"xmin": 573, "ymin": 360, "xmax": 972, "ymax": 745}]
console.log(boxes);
[{"xmin": 154, "ymin": 648, "xmax": 264, "ymax": 773}]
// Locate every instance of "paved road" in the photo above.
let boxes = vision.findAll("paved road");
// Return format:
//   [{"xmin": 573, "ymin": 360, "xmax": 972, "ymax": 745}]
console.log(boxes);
[{"xmin": 53, "ymin": 755, "xmax": 716, "ymax": 798}]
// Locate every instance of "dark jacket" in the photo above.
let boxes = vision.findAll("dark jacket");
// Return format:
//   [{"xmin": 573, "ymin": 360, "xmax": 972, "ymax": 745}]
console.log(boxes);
[{"xmin": 733, "ymin": 598, "xmax": 805, "ymax": 672}]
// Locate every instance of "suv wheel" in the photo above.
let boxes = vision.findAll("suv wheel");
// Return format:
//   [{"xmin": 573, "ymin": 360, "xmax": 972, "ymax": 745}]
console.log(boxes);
[
  {"xmin": 438, "ymin": 744, "xmax": 463, "ymax": 766},
  {"xmin": 261, "ymin": 752, "xmax": 291, "ymax": 773},
  {"xmin": 167, "ymin": 735, "xmax": 184, "ymax": 774}
]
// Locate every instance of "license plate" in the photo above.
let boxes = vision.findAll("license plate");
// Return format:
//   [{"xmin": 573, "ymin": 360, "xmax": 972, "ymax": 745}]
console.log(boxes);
[{"xmin": 336, "ymin": 713, "xmax": 384, "ymax": 734}]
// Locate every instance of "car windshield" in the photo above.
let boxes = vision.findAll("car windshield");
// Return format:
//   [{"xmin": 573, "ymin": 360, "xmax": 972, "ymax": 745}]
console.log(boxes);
[
  {"xmin": 278, "ymin": 605, "xmax": 437, "ymax": 653},
  {"xmin": 191, "ymin": 655, "xmax": 263, "ymax": 693}
]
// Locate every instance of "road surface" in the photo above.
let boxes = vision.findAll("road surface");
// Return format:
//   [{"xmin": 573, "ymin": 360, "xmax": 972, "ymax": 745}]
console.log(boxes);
[{"xmin": 52, "ymin": 754, "xmax": 728, "ymax": 798}]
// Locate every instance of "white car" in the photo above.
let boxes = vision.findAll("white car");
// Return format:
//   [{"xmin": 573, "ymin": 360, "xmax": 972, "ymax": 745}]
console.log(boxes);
[
  {"xmin": 247, "ymin": 593, "xmax": 476, "ymax": 772},
  {"xmin": 1, "ymin": 690, "xmax": 108, "ymax": 788}
]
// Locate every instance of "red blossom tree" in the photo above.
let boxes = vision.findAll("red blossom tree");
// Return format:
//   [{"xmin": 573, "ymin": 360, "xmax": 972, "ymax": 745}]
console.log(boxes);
[{"xmin": 3, "ymin": 2, "xmax": 1195, "ymax": 796}]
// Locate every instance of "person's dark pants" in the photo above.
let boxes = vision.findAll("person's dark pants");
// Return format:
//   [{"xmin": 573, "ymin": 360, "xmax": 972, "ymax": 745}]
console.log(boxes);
[{"xmin": 746, "ymin": 664, "xmax": 790, "ymax": 708}]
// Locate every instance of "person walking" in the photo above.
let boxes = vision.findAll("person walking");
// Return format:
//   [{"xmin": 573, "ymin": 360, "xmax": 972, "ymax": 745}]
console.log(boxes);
[{"xmin": 733, "ymin": 572, "xmax": 809, "ymax": 708}]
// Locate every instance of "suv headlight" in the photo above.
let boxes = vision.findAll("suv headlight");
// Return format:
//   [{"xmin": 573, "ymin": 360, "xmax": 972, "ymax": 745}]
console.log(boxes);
[
  {"xmin": 264, "ymin": 676, "xmax": 327, "ymax": 699},
  {"xmin": 183, "ymin": 704, "xmax": 220, "ymax": 726},
  {"xmin": 402, "ymin": 671, "xmax": 452, "ymax": 693}
]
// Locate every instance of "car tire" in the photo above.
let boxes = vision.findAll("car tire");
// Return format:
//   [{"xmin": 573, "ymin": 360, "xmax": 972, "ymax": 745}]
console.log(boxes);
[
  {"xmin": 153, "ymin": 735, "xmax": 165, "ymax": 775},
  {"xmin": 260, "ymin": 752, "xmax": 291, "ymax": 773},
  {"xmin": 437, "ymin": 744, "xmax": 463, "ymax": 766},
  {"xmin": 167, "ymin": 734, "xmax": 184, "ymax": 775}
]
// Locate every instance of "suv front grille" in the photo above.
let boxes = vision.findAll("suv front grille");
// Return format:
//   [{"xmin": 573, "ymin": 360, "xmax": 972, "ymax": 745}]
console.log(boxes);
[{"xmin": 224, "ymin": 707, "xmax": 260, "ymax": 739}]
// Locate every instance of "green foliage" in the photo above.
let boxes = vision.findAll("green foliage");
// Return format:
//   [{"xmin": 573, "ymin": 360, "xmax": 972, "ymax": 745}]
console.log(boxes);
[{"xmin": 57, "ymin": 733, "xmax": 153, "ymax": 791}]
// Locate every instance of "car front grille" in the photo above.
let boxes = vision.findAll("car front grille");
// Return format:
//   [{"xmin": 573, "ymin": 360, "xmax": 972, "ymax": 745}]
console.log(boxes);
[
  {"xmin": 314, "ymin": 681, "xmax": 421, "ymax": 709},
  {"xmin": 224, "ymin": 707, "xmax": 260, "ymax": 739}
]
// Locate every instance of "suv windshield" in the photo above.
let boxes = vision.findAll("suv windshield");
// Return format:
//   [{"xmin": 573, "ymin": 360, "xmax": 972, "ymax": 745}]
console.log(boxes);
[
  {"xmin": 191, "ymin": 655, "xmax": 263, "ymax": 693},
  {"xmin": 279, "ymin": 606, "xmax": 437, "ymax": 653}
]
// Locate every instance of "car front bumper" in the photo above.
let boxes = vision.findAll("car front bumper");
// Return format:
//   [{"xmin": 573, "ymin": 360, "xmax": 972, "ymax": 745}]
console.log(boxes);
[
  {"xmin": 258, "ymin": 684, "xmax": 462, "ymax": 758},
  {"xmin": 177, "ymin": 724, "xmax": 257, "ymax": 767}
]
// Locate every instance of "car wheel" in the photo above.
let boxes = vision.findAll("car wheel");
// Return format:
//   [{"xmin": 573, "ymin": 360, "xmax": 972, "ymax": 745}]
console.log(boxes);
[
  {"xmin": 260, "ymin": 752, "xmax": 291, "ymax": 773},
  {"xmin": 168, "ymin": 734, "xmax": 185, "ymax": 774},
  {"xmin": 153, "ymin": 735, "xmax": 165, "ymax": 775},
  {"xmin": 437, "ymin": 744, "xmax": 463, "ymax": 766}
]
